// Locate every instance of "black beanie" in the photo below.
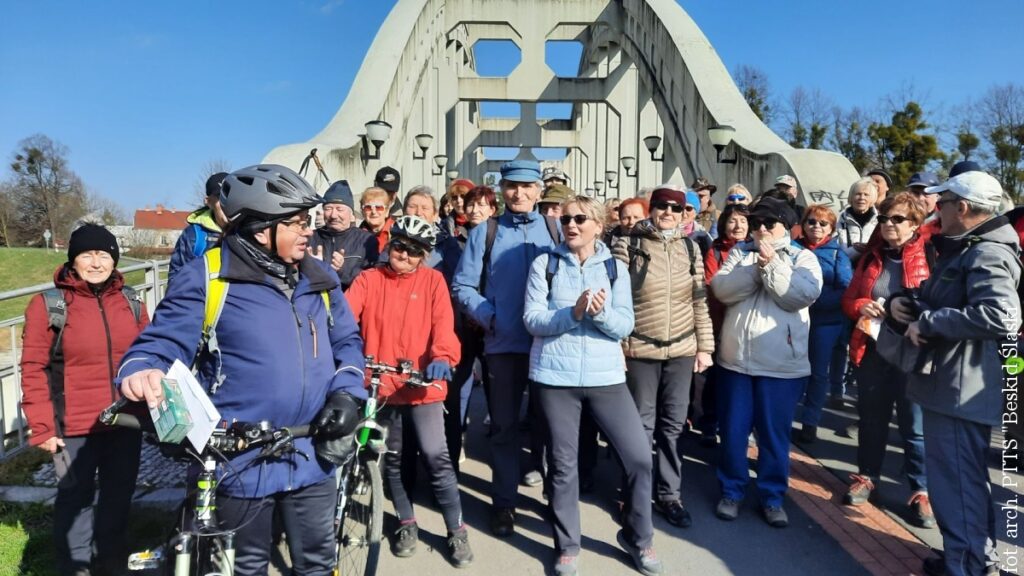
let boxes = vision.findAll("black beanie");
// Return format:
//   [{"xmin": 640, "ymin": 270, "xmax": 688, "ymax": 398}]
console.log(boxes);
[
  {"xmin": 68, "ymin": 224, "xmax": 120, "ymax": 265},
  {"xmin": 206, "ymin": 172, "xmax": 228, "ymax": 197}
]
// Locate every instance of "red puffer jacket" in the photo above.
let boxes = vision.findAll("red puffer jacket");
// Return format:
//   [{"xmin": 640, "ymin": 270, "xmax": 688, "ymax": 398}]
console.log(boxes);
[
  {"xmin": 841, "ymin": 234, "xmax": 930, "ymax": 366},
  {"xmin": 20, "ymin": 266, "xmax": 149, "ymax": 444},
  {"xmin": 704, "ymin": 237, "xmax": 737, "ymax": 339},
  {"xmin": 344, "ymin": 264, "xmax": 460, "ymax": 405}
]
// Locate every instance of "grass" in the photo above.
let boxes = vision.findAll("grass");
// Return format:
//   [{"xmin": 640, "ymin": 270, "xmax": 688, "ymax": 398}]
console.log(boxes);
[{"xmin": 0, "ymin": 501, "xmax": 170, "ymax": 576}]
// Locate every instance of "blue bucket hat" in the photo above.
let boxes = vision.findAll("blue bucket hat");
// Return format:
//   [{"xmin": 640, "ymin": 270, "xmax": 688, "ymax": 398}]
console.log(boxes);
[
  {"xmin": 684, "ymin": 190, "xmax": 702, "ymax": 215},
  {"xmin": 500, "ymin": 160, "xmax": 542, "ymax": 183}
]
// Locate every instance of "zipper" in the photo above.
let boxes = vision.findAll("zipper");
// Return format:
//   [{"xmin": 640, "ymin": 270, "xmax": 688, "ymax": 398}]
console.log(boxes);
[
  {"xmin": 96, "ymin": 295, "xmax": 117, "ymax": 402},
  {"xmin": 290, "ymin": 300, "xmax": 308, "ymax": 429},
  {"xmin": 309, "ymin": 314, "xmax": 318, "ymax": 359},
  {"xmin": 579, "ymin": 260, "xmax": 586, "ymax": 386},
  {"xmin": 665, "ymin": 241, "xmax": 673, "ymax": 353}
]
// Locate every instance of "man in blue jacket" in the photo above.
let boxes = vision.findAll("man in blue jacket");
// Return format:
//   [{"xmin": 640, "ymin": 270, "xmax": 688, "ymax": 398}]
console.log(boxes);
[
  {"xmin": 168, "ymin": 172, "xmax": 229, "ymax": 282},
  {"xmin": 119, "ymin": 164, "xmax": 366, "ymax": 576},
  {"xmin": 452, "ymin": 159, "xmax": 559, "ymax": 537}
]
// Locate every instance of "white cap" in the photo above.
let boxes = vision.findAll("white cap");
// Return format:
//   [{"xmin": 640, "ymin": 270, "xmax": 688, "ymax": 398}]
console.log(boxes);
[
  {"xmin": 924, "ymin": 171, "xmax": 1003, "ymax": 209},
  {"xmin": 775, "ymin": 175, "xmax": 797, "ymax": 188}
]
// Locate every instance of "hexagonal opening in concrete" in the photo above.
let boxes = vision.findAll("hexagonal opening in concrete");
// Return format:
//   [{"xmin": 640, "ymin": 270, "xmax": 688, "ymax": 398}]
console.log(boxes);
[
  {"xmin": 545, "ymin": 40, "xmax": 584, "ymax": 78},
  {"xmin": 481, "ymin": 147, "xmax": 520, "ymax": 161},
  {"xmin": 479, "ymin": 101, "xmax": 521, "ymax": 119},
  {"xmin": 472, "ymin": 39, "xmax": 521, "ymax": 77},
  {"xmin": 532, "ymin": 148, "xmax": 569, "ymax": 162},
  {"xmin": 537, "ymin": 102, "xmax": 574, "ymax": 128}
]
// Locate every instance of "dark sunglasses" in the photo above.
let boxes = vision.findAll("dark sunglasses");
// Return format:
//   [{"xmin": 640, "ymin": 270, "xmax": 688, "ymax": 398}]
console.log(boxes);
[
  {"xmin": 652, "ymin": 201, "xmax": 685, "ymax": 213},
  {"xmin": 390, "ymin": 239, "xmax": 427, "ymax": 257},
  {"xmin": 748, "ymin": 217, "xmax": 780, "ymax": 230},
  {"xmin": 804, "ymin": 218, "xmax": 831, "ymax": 228},
  {"xmin": 877, "ymin": 214, "xmax": 911, "ymax": 225},
  {"xmin": 559, "ymin": 214, "xmax": 591, "ymax": 226}
]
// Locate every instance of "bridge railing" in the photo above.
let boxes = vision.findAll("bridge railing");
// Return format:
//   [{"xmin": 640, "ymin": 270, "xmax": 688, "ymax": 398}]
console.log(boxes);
[{"xmin": 0, "ymin": 258, "xmax": 169, "ymax": 461}]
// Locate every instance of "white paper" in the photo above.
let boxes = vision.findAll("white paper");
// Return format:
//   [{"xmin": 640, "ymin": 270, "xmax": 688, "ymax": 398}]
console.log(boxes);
[{"xmin": 165, "ymin": 359, "xmax": 221, "ymax": 450}]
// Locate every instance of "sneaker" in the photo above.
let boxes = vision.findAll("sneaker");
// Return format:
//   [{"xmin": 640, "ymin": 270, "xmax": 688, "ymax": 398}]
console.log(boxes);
[
  {"xmin": 447, "ymin": 527, "xmax": 474, "ymax": 568},
  {"xmin": 554, "ymin": 554, "xmax": 579, "ymax": 576},
  {"xmin": 715, "ymin": 498, "xmax": 739, "ymax": 521},
  {"xmin": 793, "ymin": 424, "xmax": 817, "ymax": 444},
  {"xmin": 522, "ymin": 470, "xmax": 543, "ymax": 487},
  {"xmin": 841, "ymin": 422, "xmax": 859, "ymax": 439},
  {"xmin": 763, "ymin": 506, "xmax": 789, "ymax": 528},
  {"xmin": 392, "ymin": 522, "xmax": 418, "ymax": 558},
  {"xmin": 654, "ymin": 499, "xmax": 692, "ymax": 528},
  {"xmin": 616, "ymin": 529, "xmax": 664, "ymax": 576},
  {"xmin": 908, "ymin": 491, "xmax": 937, "ymax": 529},
  {"xmin": 843, "ymin": 474, "xmax": 875, "ymax": 506},
  {"xmin": 490, "ymin": 507, "xmax": 515, "ymax": 537}
]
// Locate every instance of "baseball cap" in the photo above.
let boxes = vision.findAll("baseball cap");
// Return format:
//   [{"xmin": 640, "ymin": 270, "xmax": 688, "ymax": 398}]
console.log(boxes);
[
  {"xmin": 539, "ymin": 183, "xmax": 575, "ymax": 204},
  {"xmin": 542, "ymin": 166, "xmax": 569, "ymax": 183},
  {"xmin": 924, "ymin": 171, "xmax": 1003, "ymax": 209},
  {"xmin": 374, "ymin": 166, "xmax": 401, "ymax": 193},
  {"xmin": 907, "ymin": 171, "xmax": 940, "ymax": 188},
  {"xmin": 775, "ymin": 175, "xmax": 798, "ymax": 189},
  {"xmin": 500, "ymin": 160, "xmax": 542, "ymax": 183},
  {"xmin": 949, "ymin": 160, "xmax": 983, "ymax": 178}
]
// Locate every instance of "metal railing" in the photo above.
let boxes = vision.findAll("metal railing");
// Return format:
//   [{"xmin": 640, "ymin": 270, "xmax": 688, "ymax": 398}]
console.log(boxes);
[{"xmin": 0, "ymin": 258, "xmax": 169, "ymax": 460}]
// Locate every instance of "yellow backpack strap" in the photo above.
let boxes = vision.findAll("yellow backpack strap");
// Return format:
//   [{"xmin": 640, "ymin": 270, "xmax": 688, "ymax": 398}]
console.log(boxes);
[
  {"xmin": 320, "ymin": 291, "xmax": 334, "ymax": 328},
  {"xmin": 199, "ymin": 247, "xmax": 230, "ymax": 393}
]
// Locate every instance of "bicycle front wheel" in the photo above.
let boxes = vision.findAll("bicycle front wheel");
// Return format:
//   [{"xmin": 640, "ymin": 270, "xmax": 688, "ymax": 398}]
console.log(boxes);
[{"xmin": 336, "ymin": 459, "xmax": 383, "ymax": 576}]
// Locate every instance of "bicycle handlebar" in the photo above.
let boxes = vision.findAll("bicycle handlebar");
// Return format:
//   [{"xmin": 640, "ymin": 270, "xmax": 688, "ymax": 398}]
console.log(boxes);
[{"xmin": 364, "ymin": 355, "xmax": 440, "ymax": 389}]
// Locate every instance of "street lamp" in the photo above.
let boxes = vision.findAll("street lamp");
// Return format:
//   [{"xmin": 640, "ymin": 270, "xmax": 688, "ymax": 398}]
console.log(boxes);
[
  {"xmin": 360, "ymin": 120, "xmax": 392, "ymax": 160},
  {"xmin": 605, "ymin": 169, "xmax": 618, "ymax": 189},
  {"xmin": 432, "ymin": 154, "xmax": 448, "ymax": 176},
  {"xmin": 643, "ymin": 135, "xmax": 664, "ymax": 162},
  {"xmin": 594, "ymin": 181, "xmax": 604, "ymax": 195},
  {"xmin": 447, "ymin": 169, "xmax": 460, "ymax": 180},
  {"xmin": 708, "ymin": 124, "xmax": 738, "ymax": 164},
  {"xmin": 620, "ymin": 156, "xmax": 637, "ymax": 178},
  {"xmin": 584, "ymin": 187, "xmax": 596, "ymax": 196},
  {"xmin": 413, "ymin": 133, "xmax": 434, "ymax": 160}
]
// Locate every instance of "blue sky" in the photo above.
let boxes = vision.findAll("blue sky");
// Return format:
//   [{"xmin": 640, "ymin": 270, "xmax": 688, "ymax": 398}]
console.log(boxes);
[{"xmin": 2, "ymin": 0, "xmax": 1021, "ymax": 211}]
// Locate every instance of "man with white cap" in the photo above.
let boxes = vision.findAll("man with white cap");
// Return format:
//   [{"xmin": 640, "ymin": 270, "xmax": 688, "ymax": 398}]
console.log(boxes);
[
  {"xmin": 542, "ymin": 166, "xmax": 570, "ymax": 190},
  {"xmin": 775, "ymin": 175, "xmax": 804, "ymax": 220},
  {"xmin": 889, "ymin": 171, "xmax": 1021, "ymax": 576}
]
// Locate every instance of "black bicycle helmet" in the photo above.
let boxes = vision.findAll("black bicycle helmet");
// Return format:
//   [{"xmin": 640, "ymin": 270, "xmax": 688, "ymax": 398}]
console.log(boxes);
[
  {"xmin": 220, "ymin": 164, "xmax": 322, "ymax": 223},
  {"xmin": 390, "ymin": 215, "xmax": 437, "ymax": 249}
]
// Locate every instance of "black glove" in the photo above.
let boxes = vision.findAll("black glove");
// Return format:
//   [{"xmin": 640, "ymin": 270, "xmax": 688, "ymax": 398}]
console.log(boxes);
[
  {"xmin": 313, "ymin": 391, "xmax": 362, "ymax": 439},
  {"xmin": 315, "ymin": 431, "xmax": 357, "ymax": 466}
]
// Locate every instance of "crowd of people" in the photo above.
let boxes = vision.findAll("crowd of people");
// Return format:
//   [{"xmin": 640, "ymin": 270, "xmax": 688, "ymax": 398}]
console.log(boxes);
[{"xmin": 19, "ymin": 157, "xmax": 1021, "ymax": 576}]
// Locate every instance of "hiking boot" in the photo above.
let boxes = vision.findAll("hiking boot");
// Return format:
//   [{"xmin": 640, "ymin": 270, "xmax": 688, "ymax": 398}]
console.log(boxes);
[
  {"xmin": 843, "ymin": 474, "xmax": 874, "ymax": 506},
  {"xmin": 522, "ymin": 470, "xmax": 543, "ymax": 487},
  {"xmin": 654, "ymin": 499, "xmax": 692, "ymax": 528},
  {"xmin": 715, "ymin": 498, "xmax": 739, "ymax": 521},
  {"xmin": 793, "ymin": 424, "xmax": 817, "ymax": 444},
  {"xmin": 922, "ymin": 554, "xmax": 1000, "ymax": 576},
  {"xmin": 763, "ymin": 506, "xmax": 789, "ymax": 528},
  {"xmin": 554, "ymin": 554, "xmax": 579, "ymax": 576},
  {"xmin": 392, "ymin": 522, "xmax": 418, "ymax": 558},
  {"xmin": 490, "ymin": 507, "xmax": 515, "ymax": 537},
  {"xmin": 909, "ymin": 491, "xmax": 937, "ymax": 529},
  {"xmin": 616, "ymin": 530, "xmax": 664, "ymax": 576},
  {"xmin": 447, "ymin": 527, "xmax": 474, "ymax": 568}
]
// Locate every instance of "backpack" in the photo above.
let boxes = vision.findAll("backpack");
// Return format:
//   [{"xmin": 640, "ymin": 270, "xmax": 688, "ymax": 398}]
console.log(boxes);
[
  {"xmin": 543, "ymin": 253, "xmax": 619, "ymax": 298},
  {"xmin": 479, "ymin": 214, "xmax": 560, "ymax": 295},
  {"xmin": 191, "ymin": 223, "xmax": 209, "ymax": 258},
  {"xmin": 623, "ymin": 235, "xmax": 697, "ymax": 293},
  {"xmin": 199, "ymin": 247, "xmax": 332, "ymax": 394},
  {"xmin": 41, "ymin": 285, "xmax": 144, "ymax": 436}
]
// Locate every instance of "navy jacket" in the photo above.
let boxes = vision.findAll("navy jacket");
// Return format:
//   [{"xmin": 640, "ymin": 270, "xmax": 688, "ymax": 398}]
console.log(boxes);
[
  {"xmin": 118, "ymin": 241, "xmax": 366, "ymax": 497},
  {"xmin": 168, "ymin": 208, "xmax": 222, "ymax": 282},
  {"xmin": 308, "ymin": 226, "xmax": 379, "ymax": 290}
]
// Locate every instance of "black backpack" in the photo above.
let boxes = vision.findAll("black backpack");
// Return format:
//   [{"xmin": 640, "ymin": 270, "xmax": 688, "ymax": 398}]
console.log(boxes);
[
  {"xmin": 479, "ymin": 214, "xmax": 560, "ymax": 295},
  {"xmin": 543, "ymin": 253, "xmax": 619, "ymax": 297}
]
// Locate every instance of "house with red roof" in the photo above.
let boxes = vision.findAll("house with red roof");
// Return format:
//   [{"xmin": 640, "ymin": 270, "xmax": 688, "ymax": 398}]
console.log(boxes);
[{"xmin": 130, "ymin": 205, "xmax": 191, "ymax": 251}]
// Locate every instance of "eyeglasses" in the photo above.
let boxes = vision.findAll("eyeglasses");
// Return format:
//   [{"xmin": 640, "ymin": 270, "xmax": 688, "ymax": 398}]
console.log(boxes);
[
  {"xmin": 279, "ymin": 217, "xmax": 312, "ymax": 232},
  {"xmin": 877, "ymin": 214, "xmax": 913, "ymax": 225},
  {"xmin": 390, "ymin": 239, "xmax": 427, "ymax": 258},
  {"xmin": 651, "ymin": 201, "xmax": 685, "ymax": 214},
  {"xmin": 748, "ymin": 217, "xmax": 780, "ymax": 230},
  {"xmin": 362, "ymin": 204, "xmax": 386, "ymax": 212},
  {"xmin": 935, "ymin": 196, "xmax": 960, "ymax": 209},
  {"xmin": 559, "ymin": 214, "xmax": 591, "ymax": 226},
  {"xmin": 804, "ymin": 218, "xmax": 831, "ymax": 228},
  {"xmin": 726, "ymin": 194, "xmax": 747, "ymax": 203}
]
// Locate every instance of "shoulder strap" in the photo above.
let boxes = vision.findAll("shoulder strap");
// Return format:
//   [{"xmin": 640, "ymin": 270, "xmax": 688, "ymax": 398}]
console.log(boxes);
[
  {"xmin": 924, "ymin": 242, "xmax": 937, "ymax": 272},
  {"xmin": 543, "ymin": 215, "xmax": 560, "ymax": 245},
  {"xmin": 479, "ymin": 217, "xmax": 499, "ymax": 295},
  {"xmin": 203, "ymin": 247, "xmax": 229, "ymax": 339},
  {"xmin": 120, "ymin": 286, "xmax": 143, "ymax": 324},
  {"xmin": 682, "ymin": 237, "xmax": 697, "ymax": 276},
  {"xmin": 321, "ymin": 291, "xmax": 333, "ymax": 328},
  {"xmin": 604, "ymin": 257, "xmax": 618, "ymax": 284},
  {"xmin": 192, "ymin": 223, "xmax": 207, "ymax": 258},
  {"xmin": 545, "ymin": 253, "xmax": 559, "ymax": 297},
  {"xmin": 42, "ymin": 288, "xmax": 68, "ymax": 332}
]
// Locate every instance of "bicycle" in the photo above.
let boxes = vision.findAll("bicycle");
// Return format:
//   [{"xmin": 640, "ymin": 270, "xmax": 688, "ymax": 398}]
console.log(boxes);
[
  {"xmin": 332, "ymin": 355, "xmax": 436, "ymax": 576},
  {"xmin": 99, "ymin": 398, "xmax": 311, "ymax": 576}
]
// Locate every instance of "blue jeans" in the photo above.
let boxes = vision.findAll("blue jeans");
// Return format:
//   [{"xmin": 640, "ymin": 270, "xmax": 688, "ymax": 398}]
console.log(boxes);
[
  {"xmin": 716, "ymin": 368, "xmax": 805, "ymax": 507},
  {"xmin": 800, "ymin": 321, "xmax": 844, "ymax": 426}
]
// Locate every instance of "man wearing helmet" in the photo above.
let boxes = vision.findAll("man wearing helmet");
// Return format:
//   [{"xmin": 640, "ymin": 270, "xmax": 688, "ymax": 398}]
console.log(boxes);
[
  {"xmin": 118, "ymin": 164, "xmax": 367, "ymax": 576},
  {"xmin": 344, "ymin": 215, "xmax": 474, "ymax": 567}
]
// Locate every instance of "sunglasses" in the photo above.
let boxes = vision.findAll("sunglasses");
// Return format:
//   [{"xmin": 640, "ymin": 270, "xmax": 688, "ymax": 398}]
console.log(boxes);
[
  {"xmin": 726, "ymin": 194, "xmax": 747, "ymax": 202},
  {"xmin": 362, "ymin": 204, "xmax": 386, "ymax": 212},
  {"xmin": 747, "ymin": 217, "xmax": 780, "ymax": 230},
  {"xmin": 390, "ymin": 239, "xmax": 427, "ymax": 258},
  {"xmin": 803, "ymin": 218, "xmax": 831, "ymax": 228},
  {"xmin": 559, "ymin": 214, "xmax": 591, "ymax": 226},
  {"xmin": 652, "ymin": 201, "xmax": 688, "ymax": 213},
  {"xmin": 935, "ymin": 197, "xmax": 960, "ymax": 209},
  {"xmin": 877, "ymin": 214, "xmax": 912, "ymax": 225}
]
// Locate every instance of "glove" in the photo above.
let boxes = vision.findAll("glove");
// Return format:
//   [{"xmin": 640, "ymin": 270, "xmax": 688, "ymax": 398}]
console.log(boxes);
[
  {"xmin": 315, "ymin": 431, "xmax": 357, "ymax": 466},
  {"xmin": 313, "ymin": 392, "xmax": 362, "ymax": 439},
  {"xmin": 425, "ymin": 360, "xmax": 453, "ymax": 382}
]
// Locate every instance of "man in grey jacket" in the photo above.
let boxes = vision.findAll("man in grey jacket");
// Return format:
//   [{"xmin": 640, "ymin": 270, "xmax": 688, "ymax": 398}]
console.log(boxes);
[{"xmin": 891, "ymin": 171, "xmax": 1022, "ymax": 576}]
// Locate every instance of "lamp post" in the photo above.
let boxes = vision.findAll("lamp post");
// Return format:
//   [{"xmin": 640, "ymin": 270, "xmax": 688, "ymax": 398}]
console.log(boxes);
[
  {"xmin": 708, "ymin": 124, "xmax": 738, "ymax": 164},
  {"xmin": 413, "ymin": 133, "xmax": 434, "ymax": 160},
  {"xmin": 605, "ymin": 169, "xmax": 618, "ymax": 190},
  {"xmin": 620, "ymin": 156, "xmax": 637, "ymax": 178},
  {"xmin": 432, "ymin": 154, "xmax": 448, "ymax": 176},
  {"xmin": 643, "ymin": 135, "xmax": 664, "ymax": 162},
  {"xmin": 360, "ymin": 120, "xmax": 392, "ymax": 160},
  {"xmin": 446, "ymin": 169, "xmax": 459, "ymax": 180}
]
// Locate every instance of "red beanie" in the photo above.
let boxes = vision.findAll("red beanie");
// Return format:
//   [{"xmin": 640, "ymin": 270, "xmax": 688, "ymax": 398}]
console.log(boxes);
[{"xmin": 650, "ymin": 184, "xmax": 686, "ymax": 206}]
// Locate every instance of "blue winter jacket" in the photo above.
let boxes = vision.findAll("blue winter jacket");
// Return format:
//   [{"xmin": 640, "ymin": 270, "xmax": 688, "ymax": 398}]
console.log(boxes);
[
  {"xmin": 117, "ymin": 241, "xmax": 366, "ymax": 498},
  {"xmin": 807, "ymin": 236, "xmax": 853, "ymax": 326},
  {"xmin": 524, "ymin": 242, "xmax": 633, "ymax": 387},
  {"xmin": 168, "ymin": 208, "xmax": 222, "ymax": 283},
  {"xmin": 452, "ymin": 210, "xmax": 560, "ymax": 355}
]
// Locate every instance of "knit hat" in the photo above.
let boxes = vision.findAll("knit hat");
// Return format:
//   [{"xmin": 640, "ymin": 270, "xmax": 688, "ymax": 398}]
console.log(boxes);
[
  {"xmin": 684, "ymin": 190, "xmax": 702, "ymax": 215},
  {"xmin": 206, "ymin": 172, "xmax": 228, "ymax": 197},
  {"xmin": 323, "ymin": 180, "xmax": 354, "ymax": 210},
  {"xmin": 749, "ymin": 196, "xmax": 798, "ymax": 229},
  {"xmin": 650, "ymin": 183, "xmax": 686, "ymax": 207},
  {"xmin": 68, "ymin": 223, "xmax": 120, "ymax": 265}
]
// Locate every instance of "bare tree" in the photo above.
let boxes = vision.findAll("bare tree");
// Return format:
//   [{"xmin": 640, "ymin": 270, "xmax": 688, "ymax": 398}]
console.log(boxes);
[
  {"xmin": 0, "ymin": 180, "xmax": 16, "ymax": 247},
  {"xmin": 733, "ymin": 64, "xmax": 774, "ymax": 124},
  {"xmin": 9, "ymin": 134, "xmax": 88, "ymax": 244},
  {"xmin": 192, "ymin": 158, "xmax": 233, "ymax": 207},
  {"xmin": 85, "ymin": 188, "xmax": 130, "ymax": 225},
  {"xmin": 976, "ymin": 84, "xmax": 1024, "ymax": 200},
  {"xmin": 784, "ymin": 87, "xmax": 834, "ymax": 149}
]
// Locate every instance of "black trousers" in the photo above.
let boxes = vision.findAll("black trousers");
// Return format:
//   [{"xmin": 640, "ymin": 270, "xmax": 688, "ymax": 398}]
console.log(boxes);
[
  {"xmin": 217, "ymin": 477, "xmax": 337, "ymax": 576},
  {"xmin": 484, "ymin": 353, "xmax": 533, "ymax": 508},
  {"xmin": 445, "ymin": 329, "xmax": 489, "ymax": 474},
  {"xmin": 53, "ymin": 428, "xmax": 141, "ymax": 575}
]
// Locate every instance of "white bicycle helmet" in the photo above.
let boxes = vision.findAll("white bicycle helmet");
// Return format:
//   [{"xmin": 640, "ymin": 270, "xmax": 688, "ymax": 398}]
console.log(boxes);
[
  {"xmin": 220, "ymin": 164, "xmax": 322, "ymax": 223},
  {"xmin": 391, "ymin": 215, "xmax": 437, "ymax": 249}
]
